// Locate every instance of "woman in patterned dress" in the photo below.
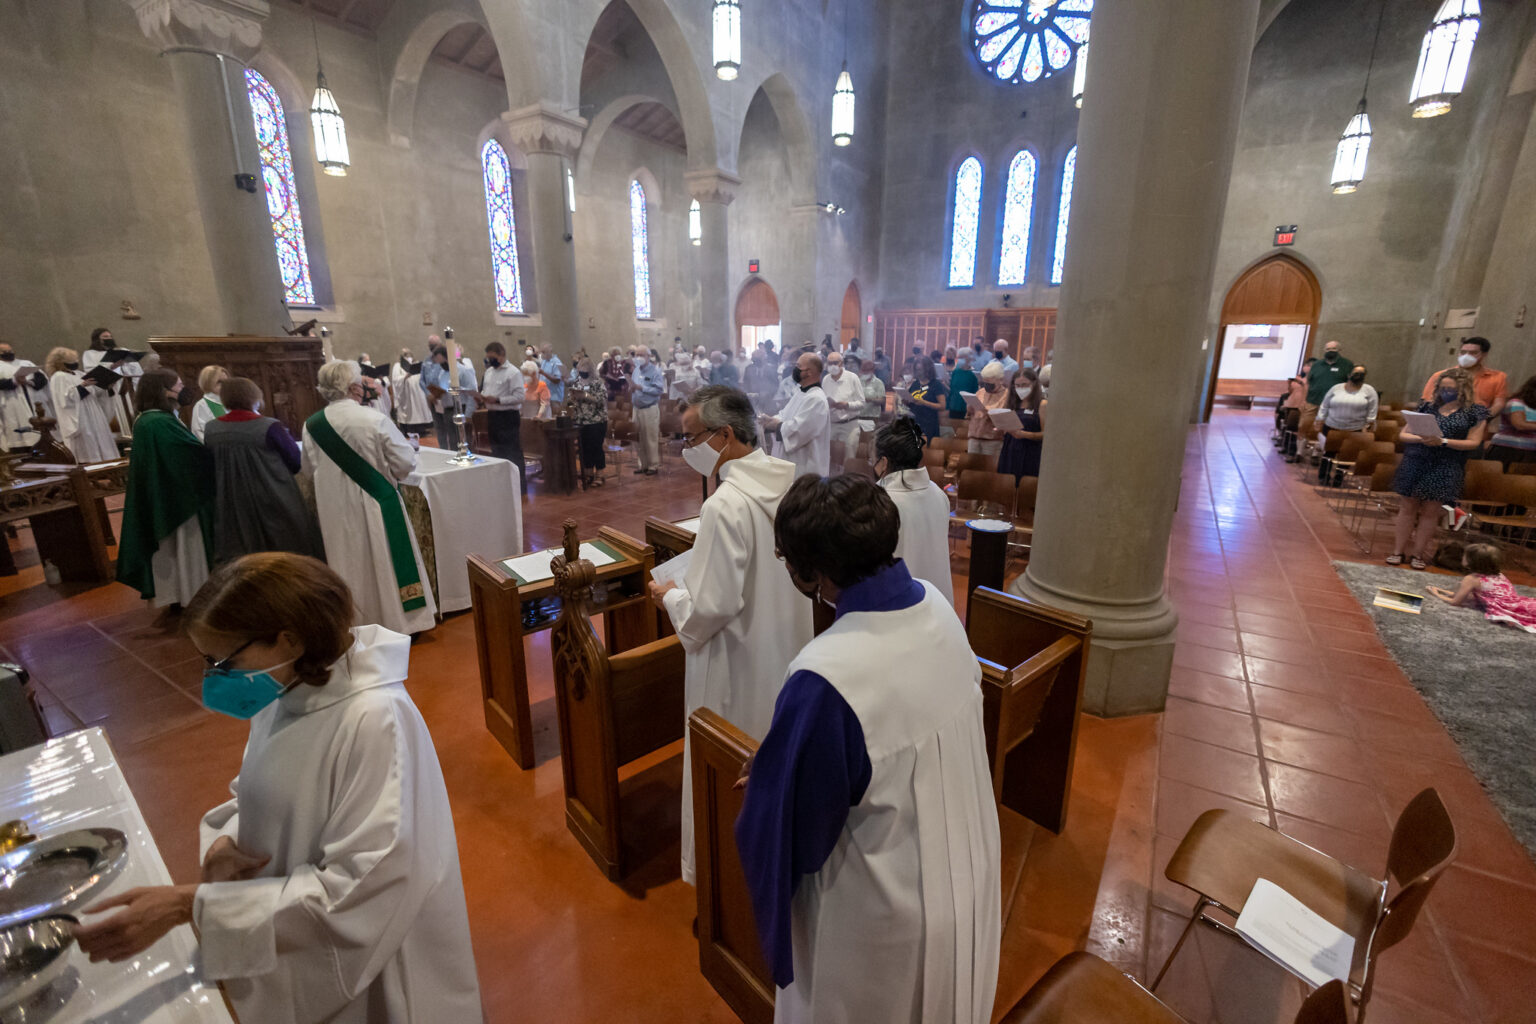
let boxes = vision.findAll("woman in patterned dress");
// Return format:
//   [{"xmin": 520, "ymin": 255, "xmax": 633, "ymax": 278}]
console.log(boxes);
[
  {"xmin": 1388, "ymin": 368, "xmax": 1490, "ymax": 570},
  {"xmin": 567, "ymin": 356, "xmax": 609, "ymax": 489}
]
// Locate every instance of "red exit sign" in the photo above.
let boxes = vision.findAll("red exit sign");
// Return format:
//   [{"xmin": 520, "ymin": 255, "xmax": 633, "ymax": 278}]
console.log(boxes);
[
  {"xmin": 1274, "ymin": 225, "xmax": 1297, "ymax": 246},
  {"xmin": 748, "ymin": 259, "xmax": 760, "ymax": 274}
]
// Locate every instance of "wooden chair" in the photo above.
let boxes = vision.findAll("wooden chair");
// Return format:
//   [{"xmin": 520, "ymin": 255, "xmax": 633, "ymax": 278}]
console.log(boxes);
[
  {"xmin": 1462, "ymin": 459, "xmax": 1506, "ymax": 503},
  {"xmin": 1348, "ymin": 460, "xmax": 1403, "ymax": 554},
  {"xmin": 1000, "ymin": 952, "xmax": 1351, "ymax": 1024},
  {"xmin": 548, "ymin": 523, "xmax": 686, "ymax": 881},
  {"xmin": 1154, "ymin": 788, "xmax": 1456, "ymax": 1019},
  {"xmin": 1468, "ymin": 474, "xmax": 1536, "ymax": 559},
  {"xmin": 951, "ymin": 451, "xmax": 994, "ymax": 476},
  {"xmin": 1373, "ymin": 421, "xmax": 1401, "ymax": 445},
  {"xmin": 1510, "ymin": 461, "xmax": 1536, "ymax": 477},
  {"xmin": 926, "ymin": 464, "xmax": 948, "ymax": 488},
  {"xmin": 931, "ymin": 435, "xmax": 967, "ymax": 456},
  {"xmin": 955, "ymin": 470, "xmax": 1016, "ymax": 520},
  {"xmin": 921, "ymin": 447, "xmax": 948, "ymax": 470}
]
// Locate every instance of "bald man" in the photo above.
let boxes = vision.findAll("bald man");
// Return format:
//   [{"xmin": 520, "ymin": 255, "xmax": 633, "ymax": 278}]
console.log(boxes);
[{"xmin": 762, "ymin": 352, "xmax": 831, "ymax": 478}]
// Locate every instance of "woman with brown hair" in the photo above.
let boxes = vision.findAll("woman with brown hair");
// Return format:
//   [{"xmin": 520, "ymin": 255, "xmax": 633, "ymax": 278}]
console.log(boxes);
[
  {"xmin": 997, "ymin": 366, "xmax": 1046, "ymax": 480},
  {"xmin": 115, "ymin": 369, "xmax": 213, "ymax": 615},
  {"xmin": 73, "ymin": 553, "xmax": 483, "ymax": 1023},
  {"xmin": 1388, "ymin": 367, "xmax": 1491, "ymax": 570}
]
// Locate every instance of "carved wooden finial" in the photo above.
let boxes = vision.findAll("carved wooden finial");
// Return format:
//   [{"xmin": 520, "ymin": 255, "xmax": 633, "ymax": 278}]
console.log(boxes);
[{"xmin": 562, "ymin": 519, "xmax": 580, "ymax": 561}]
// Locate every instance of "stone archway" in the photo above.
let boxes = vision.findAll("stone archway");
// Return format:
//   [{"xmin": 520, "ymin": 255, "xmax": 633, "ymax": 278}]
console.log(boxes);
[
  {"xmin": 839, "ymin": 281, "xmax": 862, "ymax": 350},
  {"xmin": 1204, "ymin": 252, "xmax": 1321, "ymax": 419},
  {"xmin": 734, "ymin": 277, "xmax": 781, "ymax": 355}
]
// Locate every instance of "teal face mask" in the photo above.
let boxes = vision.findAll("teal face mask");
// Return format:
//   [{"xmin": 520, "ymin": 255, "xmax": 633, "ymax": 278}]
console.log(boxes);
[{"xmin": 200, "ymin": 655, "xmax": 296, "ymax": 720}]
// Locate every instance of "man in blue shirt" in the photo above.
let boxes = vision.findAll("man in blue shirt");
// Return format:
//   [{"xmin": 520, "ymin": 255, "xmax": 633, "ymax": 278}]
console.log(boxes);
[
  {"xmin": 629, "ymin": 351, "xmax": 665, "ymax": 474},
  {"xmin": 419, "ymin": 341, "xmax": 477, "ymax": 449},
  {"xmin": 537, "ymin": 344, "xmax": 566, "ymax": 407},
  {"xmin": 990, "ymin": 339, "xmax": 1020, "ymax": 383}
]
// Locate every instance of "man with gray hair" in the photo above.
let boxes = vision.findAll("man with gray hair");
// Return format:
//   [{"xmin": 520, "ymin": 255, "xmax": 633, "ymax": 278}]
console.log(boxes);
[
  {"xmin": 648, "ymin": 384, "xmax": 813, "ymax": 886},
  {"xmin": 303, "ymin": 359, "xmax": 437, "ymax": 636},
  {"xmin": 762, "ymin": 351, "xmax": 831, "ymax": 478}
]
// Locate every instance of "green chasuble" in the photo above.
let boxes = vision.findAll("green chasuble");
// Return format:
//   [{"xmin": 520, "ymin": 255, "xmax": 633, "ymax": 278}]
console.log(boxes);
[{"xmin": 115, "ymin": 410, "xmax": 215, "ymax": 600}]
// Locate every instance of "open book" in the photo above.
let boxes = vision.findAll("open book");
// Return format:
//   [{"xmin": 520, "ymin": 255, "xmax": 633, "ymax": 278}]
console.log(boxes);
[
  {"xmin": 1234, "ymin": 878, "xmax": 1356, "ymax": 989},
  {"xmin": 82, "ymin": 365, "xmax": 121, "ymax": 388},
  {"xmin": 988, "ymin": 408, "xmax": 1024, "ymax": 432},
  {"xmin": 1401, "ymin": 411, "xmax": 1442, "ymax": 439},
  {"xmin": 960, "ymin": 391, "xmax": 988, "ymax": 415}
]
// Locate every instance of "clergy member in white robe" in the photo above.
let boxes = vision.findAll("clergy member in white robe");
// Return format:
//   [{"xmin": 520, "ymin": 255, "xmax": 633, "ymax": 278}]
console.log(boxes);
[
  {"xmin": 392, "ymin": 348, "xmax": 434, "ymax": 430},
  {"xmin": 764, "ymin": 351, "xmax": 831, "ymax": 478},
  {"xmin": 190, "ymin": 364, "xmax": 230, "ymax": 442},
  {"xmin": 0, "ymin": 345, "xmax": 49, "ymax": 449},
  {"xmin": 75, "ymin": 555, "xmax": 481, "ymax": 1024},
  {"xmin": 875, "ymin": 416, "xmax": 955, "ymax": 606},
  {"xmin": 737, "ymin": 475, "xmax": 1000, "ymax": 1024},
  {"xmin": 46, "ymin": 347, "xmax": 118, "ymax": 463},
  {"xmin": 358, "ymin": 354, "xmax": 394, "ymax": 422},
  {"xmin": 648, "ymin": 385, "xmax": 814, "ymax": 885},
  {"xmin": 301, "ymin": 360, "xmax": 437, "ymax": 636}
]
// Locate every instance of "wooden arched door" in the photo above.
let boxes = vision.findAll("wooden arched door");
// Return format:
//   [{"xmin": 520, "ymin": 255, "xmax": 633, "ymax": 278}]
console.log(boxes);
[
  {"xmin": 735, "ymin": 277, "xmax": 781, "ymax": 354},
  {"xmin": 1204, "ymin": 254, "xmax": 1322, "ymax": 420},
  {"xmin": 839, "ymin": 281, "xmax": 862, "ymax": 350}
]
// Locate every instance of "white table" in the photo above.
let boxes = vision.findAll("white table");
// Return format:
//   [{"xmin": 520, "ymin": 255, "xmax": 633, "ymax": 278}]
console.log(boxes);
[
  {"xmin": 406, "ymin": 447, "xmax": 524, "ymax": 613},
  {"xmin": 0, "ymin": 728, "xmax": 233, "ymax": 1023}
]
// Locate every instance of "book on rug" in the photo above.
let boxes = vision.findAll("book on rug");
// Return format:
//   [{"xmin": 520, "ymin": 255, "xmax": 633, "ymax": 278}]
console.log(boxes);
[
  {"xmin": 1234, "ymin": 878, "xmax": 1356, "ymax": 989},
  {"xmin": 1373, "ymin": 587, "xmax": 1424, "ymax": 614}
]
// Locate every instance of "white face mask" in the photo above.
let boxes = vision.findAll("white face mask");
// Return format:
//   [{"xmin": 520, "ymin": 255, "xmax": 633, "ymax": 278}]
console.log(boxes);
[
  {"xmin": 1458, "ymin": 353, "xmax": 1479, "ymax": 369},
  {"xmin": 682, "ymin": 432, "xmax": 722, "ymax": 477},
  {"xmin": 828, "ymin": 365, "xmax": 843, "ymax": 377},
  {"xmin": 1021, "ymin": 359, "xmax": 1034, "ymax": 369},
  {"xmin": 635, "ymin": 357, "xmax": 647, "ymax": 367},
  {"xmin": 1016, "ymin": 387, "xmax": 1030, "ymax": 399}
]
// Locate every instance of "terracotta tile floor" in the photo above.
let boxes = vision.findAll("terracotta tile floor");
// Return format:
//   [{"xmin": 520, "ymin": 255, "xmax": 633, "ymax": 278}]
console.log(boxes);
[{"xmin": 1, "ymin": 411, "xmax": 1533, "ymax": 1023}]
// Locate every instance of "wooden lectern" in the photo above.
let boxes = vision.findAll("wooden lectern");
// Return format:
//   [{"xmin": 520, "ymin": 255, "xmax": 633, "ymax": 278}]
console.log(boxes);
[
  {"xmin": 467, "ymin": 525, "xmax": 657, "ymax": 770},
  {"xmin": 149, "ymin": 336, "xmax": 324, "ymax": 437}
]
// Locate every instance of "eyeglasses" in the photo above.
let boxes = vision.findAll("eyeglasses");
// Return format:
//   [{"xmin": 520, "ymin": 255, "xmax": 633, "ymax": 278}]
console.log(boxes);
[
  {"xmin": 203, "ymin": 638, "xmax": 256, "ymax": 671},
  {"xmin": 682, "ymin": 427, "xmax": 720, "ymax": 449}
]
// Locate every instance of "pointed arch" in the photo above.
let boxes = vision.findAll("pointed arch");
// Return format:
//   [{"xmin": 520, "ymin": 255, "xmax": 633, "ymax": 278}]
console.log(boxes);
[
  {"xmin": 481, "ymin": 139, "xmax": 525, "ymax": 315},
  {"xmin": 245, "ymin": 67, "xmax": 314, "ymax": 306},
  {"xmin": 737, "ymin": 71, "xmax": 818, "ymax": 206},
  {"xmin": 1051, "ymin": 145, "xmax": 1077, "ymax": 285},
  {"xmin": 630, "ymin": 178, "xmax": 653, "ymax": 319}
]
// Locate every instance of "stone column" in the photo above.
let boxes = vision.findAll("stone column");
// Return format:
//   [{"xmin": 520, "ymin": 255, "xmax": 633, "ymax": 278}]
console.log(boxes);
[
  {"xmin": 504, "ymin": 103, "xmax": 587, "ymax": 360},
  {"xmin": 129, "ymin": 0, "xmax": 288, "ymax": 334},
  {"xmin": 685, "ymin": 169, "xmax": 740, "ymax": 352},
  {"xmin": 1010, "ymin": 0, "xmax": 1260, "ymax": 716}
]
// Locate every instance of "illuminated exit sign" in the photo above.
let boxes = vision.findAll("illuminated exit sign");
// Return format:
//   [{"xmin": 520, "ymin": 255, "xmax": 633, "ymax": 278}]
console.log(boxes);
[
  {"xmin": 1274, "ymin": 225, "xmax": 1297, "ymax": 246},
  {"xmin": 748, "ymin": 259, "xmax": 760, "ymax": 274}
]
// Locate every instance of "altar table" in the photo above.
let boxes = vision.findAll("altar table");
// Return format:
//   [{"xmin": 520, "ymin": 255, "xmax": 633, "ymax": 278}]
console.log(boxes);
[{"xmin": 404, "ymin": 447, "xmax": 523, "ymax": 614}]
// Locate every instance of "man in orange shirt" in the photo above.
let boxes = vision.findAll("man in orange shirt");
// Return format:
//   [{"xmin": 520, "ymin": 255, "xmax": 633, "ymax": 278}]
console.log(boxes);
[{"xmin": 1421, "ymin": 337, "xmax": 1508, "ymax": 416}]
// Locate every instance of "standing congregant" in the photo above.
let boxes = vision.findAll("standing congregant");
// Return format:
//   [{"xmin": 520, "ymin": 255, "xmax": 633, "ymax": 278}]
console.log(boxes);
[
  {"xmin": 479, "ymin": 341, "xmax": 526, "ymax": 485},
  {"xmin": 46, "ymin": 347, "xmax": 118, "ymax": 463},
  {"xmin": 763, "ymin": 351, "xmax": 830, "ymax": 478},
  {"xmin": 647, "ymin": 385, "xmax": 813, "ymax": 885},
  {"xmin": 420, "ymin": 340, "xmax": 477, "ymax": 450},
  {"xmin": 116, "ymin": 370, "xmax": 213, "ymax": 616},
  {"xmin": 392, "ymin": 347, "xmax": 433, "ymax": 437},
  {"xmin": 822, "ymin": 351, "xmax": 865, "ymax": 475},
  {"xmin": 736, "ymin": 474, "xmax": 1000, "ymax": 1023},
  {"xmin": 304, "ymin": 361, "xmax": 437, "ymax": 635},
  {"xmin": 630, "ymin": 351, "xmax": 665, "ymax": 475},
  {"xmin": 0, "ymin": 344, "xmax": 49, "ymax": 450}
]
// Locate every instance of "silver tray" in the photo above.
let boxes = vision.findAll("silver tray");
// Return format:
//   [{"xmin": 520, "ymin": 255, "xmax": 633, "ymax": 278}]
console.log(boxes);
[
  {"xmin": 0, "ymin": 830, "xmax": 128, "ymax": 930},
  {"xmin": 0, "ymin": 916, "xmax": 76, "ymax": 1015}
]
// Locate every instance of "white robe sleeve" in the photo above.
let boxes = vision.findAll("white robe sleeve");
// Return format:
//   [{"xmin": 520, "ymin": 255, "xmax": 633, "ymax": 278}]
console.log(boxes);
[
  {"xmin": 378, "ymin": 415, "xmax": 418, "ymax": 484},
  {"xmin": 49, "ymin": 374, "xmax": 81, "ymax": 437},
  {"xmin": 662, "ymin": 497, "xmax": 750, "ymax": 653},
  {"xmin": 780, "ymin": 391, "xmax": 828, "ymax": 455},
  {"xmin": 193, "ymin": 702, "xmax": 438, "ymax": 1016}
]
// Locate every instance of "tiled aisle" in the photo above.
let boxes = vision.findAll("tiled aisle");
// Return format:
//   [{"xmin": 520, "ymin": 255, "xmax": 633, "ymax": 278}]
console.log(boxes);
[{"xmin": 0, "ymin": 413, "xmax": 1531, "ymax": 1022}]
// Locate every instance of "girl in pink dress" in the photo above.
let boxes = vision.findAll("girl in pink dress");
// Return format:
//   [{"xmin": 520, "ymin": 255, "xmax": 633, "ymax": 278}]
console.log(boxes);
[{"xmin": 1428, "ymin": 543, "xmax": 1536, "ymax": 633}]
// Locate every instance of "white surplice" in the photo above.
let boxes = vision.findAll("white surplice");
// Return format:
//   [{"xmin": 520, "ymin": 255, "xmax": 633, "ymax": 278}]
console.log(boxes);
[
  {"xmin": 82, "ymin": 349, "xmax": 138, "ymax": 436},
  {"xmin": 194, "ymin": 625, "xmax": 483, "ymax": 1024},
  {"xmin": 48, "ymin": 370, "xmax": 118, "ymax": 463},
  {"xmin": 392, "ymin": 363, "xmax": 433, "ymax": 426},
  {"xmin": 774, "ymin": 385, "xmax": 831, "ymax": 478},
  {"xmin": 778, "ymin": 583, "xmax": 1001, "ymax": 1024},
  {"xmin": 879, "ymin": 468, "xmax": 956, "ymax": 606},
  {"xmin": 301, "ymin": 399, "xmax": 437, "ymax": 635},
  {"xmin": 190, "ymin": 395, "xmax": 222, "ymax": 442},
  {"xmin": 662, "ymin": 449, "xmax": 814, "ymax": 884},
  {"xmin": 0, "ymin": 359, "xmax": 49, "ymax": 448}
]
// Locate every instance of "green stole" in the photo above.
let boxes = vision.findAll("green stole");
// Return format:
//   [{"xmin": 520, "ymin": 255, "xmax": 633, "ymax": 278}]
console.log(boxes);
[
  {"xmin": 305, "ymin": 408, "xmax": 427, "ymax": 612},
  {"xmin": 203, "ymin": 396, "xmax": 226, "ymax": 417}
]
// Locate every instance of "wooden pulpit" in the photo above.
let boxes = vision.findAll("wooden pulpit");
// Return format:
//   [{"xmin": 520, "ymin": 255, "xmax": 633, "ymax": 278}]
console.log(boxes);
[
  {"xmin": 548, "ymin": 520, "xmax": 686, "ymax": 880},
  {"xmin": 149, "ymin": 336, "xmax": 324, "ymax": 437}
]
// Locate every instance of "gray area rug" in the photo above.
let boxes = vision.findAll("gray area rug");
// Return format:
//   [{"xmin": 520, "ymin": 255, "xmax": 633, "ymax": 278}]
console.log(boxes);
[{"xmin": 1333, "ymin": 561, "xmax": 1536, "ymax": 856}]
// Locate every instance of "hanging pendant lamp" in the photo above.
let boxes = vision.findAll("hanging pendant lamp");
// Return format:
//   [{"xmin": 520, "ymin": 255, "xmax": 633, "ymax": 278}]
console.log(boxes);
[
  {"xmin": 1410, "ymin": 0, "xmax": 1480, "ymax": 118},
  {"xmin": 1331, "ymin": 0, "xmax": 1384, "ymax": 195},
  {"xmin": 689, "ymin": 200, "xmax": 702, "ymax": 246},
  {"xmin": 713, "ymin": 0, "xmax": 741, "ymax": 81},
  {"xmin": 309, "ymin": 19, "xmax": 349, "ymax": 176},
  {"xmin": 831, "ymin": 64, "xmax": 855, "ymax": 146},
  {"xmin": 1072, "ymin": 40, "xmax": 1088, "ymax": 108}
]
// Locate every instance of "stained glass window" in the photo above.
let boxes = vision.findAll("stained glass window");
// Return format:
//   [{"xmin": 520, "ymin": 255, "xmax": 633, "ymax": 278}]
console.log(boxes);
[
  {"xmin": 947, "ymin": 157, "xmax": 983, "ymax": 288},
  {"xmin": 630, "ymin": 179, "xmax": 652, "ymax": 319},
  {"xmin": 245, "ymin": 69, "xmax": 315, "ymax": 306},
  {"xmin": 480, "ymin": 140, "xmax": 524, "ymax": 315},
  {"xmin": 998, "ymin": 151, "xmax": 1037, "ymax": 286},
  {"xmin": 970, "ymin": 0, "xmax": 1092, "ymax": 86},
  {"xmin": 1051, "ymin": 145, "xmax": 1076, "ymax": 285}
]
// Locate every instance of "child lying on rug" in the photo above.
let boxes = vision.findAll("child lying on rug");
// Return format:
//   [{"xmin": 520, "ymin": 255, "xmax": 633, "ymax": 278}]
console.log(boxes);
[{"xmin": 1427, "ymin": 543, "xmax": 1536, "ymax": 633}]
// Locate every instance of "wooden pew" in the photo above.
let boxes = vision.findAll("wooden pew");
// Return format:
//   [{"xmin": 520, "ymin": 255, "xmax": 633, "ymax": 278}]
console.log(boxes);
[
  {"xmin": 548, "ymin": 521, "xmax": 687, "ymax": 880},
  {"xmin": 691, "ymin": 586, "xmax": 1091, "ymax": 1021},
  {"xmin": 1214, "ymin": 377, "xmax": 1289, "ymax": 409}
]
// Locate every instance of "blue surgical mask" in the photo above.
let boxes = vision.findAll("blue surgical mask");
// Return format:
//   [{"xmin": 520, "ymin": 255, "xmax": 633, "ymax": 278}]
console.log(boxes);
[
  {"xmin": 201, "ymin": 661, "xmax": 296, "ymax": 720},
  {"xmin": 1437, "ymin": 387, "xmax": 1459, "ymax": 404}
]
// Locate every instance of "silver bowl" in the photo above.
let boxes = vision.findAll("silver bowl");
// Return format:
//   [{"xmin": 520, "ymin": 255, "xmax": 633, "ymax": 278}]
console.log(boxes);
[
  {"xmin": 0, "ymin": 917, "xmax": 74, "ymax": 1012},
  {"xmin": 0, "ymin": 828, "xmax": 128, "ymax": 929}
]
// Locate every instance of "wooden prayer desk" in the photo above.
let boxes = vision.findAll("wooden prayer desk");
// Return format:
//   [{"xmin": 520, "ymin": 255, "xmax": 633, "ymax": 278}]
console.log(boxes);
[
  {"xmin": 149, "ymin": 336, "xmax": 323, "ymax": 438},
  {"xmin": 4, "ymin": 460, "xmax": 128, "ymax": 583},
  {"xmin": 467, "ymin": 524, "xmax": 656, "ymax": 771}
]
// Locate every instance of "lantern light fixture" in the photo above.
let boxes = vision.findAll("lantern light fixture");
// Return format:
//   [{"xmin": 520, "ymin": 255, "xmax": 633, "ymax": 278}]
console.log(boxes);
[
  {"xmin": 831, "ymin": 65, "xmax": 855, "ymax": 146},
  {"xmin": 712, "ymin": 0, "xmax": 741, "ymax": 81},
  {"xmin": 1410, "ymin": 0, "xmax": 1480, "ymax": 118},
  {"xmin": 308, "ymin": 17, "xmax": 349, "ymax": 176},
  {"xmin": 689, "ymin": 199, "xmax": 702, "ymax": 245},
  {"xmin": 1332, "ymin": 0, "xmax": 1384, "ymax": 195}
]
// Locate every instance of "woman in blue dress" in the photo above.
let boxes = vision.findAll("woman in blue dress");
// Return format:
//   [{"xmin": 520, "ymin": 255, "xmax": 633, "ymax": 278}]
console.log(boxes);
[{"xmin": 1388, "ymin": 367, "xmax": 1490, "ymax": 570}]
